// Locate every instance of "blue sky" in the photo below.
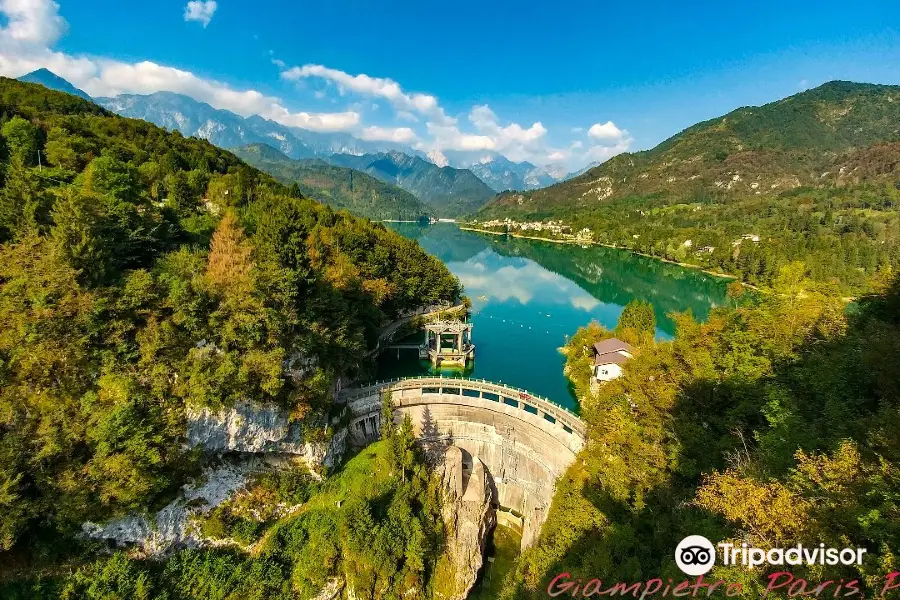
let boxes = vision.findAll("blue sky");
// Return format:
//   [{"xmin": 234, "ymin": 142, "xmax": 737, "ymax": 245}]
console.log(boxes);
[{"xmin": 1, "ymin": 0, "xmax": 898, "ymax": 170}]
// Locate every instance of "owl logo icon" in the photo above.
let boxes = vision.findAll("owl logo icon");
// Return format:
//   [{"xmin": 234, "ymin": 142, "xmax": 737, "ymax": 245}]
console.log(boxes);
[{"xmin": 675, "ymin": 535, "xmax": 716, "ymax": 576}]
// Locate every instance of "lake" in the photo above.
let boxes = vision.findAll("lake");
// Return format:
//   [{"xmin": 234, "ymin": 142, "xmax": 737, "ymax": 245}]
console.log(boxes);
[{"xmin": 376, "ymin": 223, "xmax": 729, "ymax": 411}]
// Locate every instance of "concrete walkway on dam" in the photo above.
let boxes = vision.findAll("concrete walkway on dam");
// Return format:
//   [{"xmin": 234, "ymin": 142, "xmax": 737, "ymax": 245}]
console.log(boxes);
[{"xmin": 337, "ymin": 376, "xmax": 586, "ymax": 548}]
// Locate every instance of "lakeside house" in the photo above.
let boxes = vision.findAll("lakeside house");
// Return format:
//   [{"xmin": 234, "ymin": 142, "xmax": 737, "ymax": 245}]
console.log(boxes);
[{"xmin": 592, "ymin": 338, "xmax": 635, "ymax": 383}]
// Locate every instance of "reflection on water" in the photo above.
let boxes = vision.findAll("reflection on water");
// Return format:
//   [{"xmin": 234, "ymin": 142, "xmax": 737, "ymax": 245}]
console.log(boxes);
[{"xmin": 377, "ymin": 223, "xmax": 728, "ymax": 410}]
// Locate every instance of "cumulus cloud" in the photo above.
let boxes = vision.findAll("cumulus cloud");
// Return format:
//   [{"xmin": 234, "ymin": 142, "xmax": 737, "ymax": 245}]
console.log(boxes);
[
  {"xmin": 282, "ymin": 64, "xmax": 455, "ymax": 125},
  {"xmin": 0, "ymin": 1, "xmax": 632, "ymax": 171},
  {"xmin": 359, "ymin": 125, "xmax": 416, "ymax": 143},
  {"xmin": 184, "ymin": 0, "xmax": 217, "ymax": 27},
  {"xmin": 0, "ymin": 0, "xmax": 66, "ymax": 46},
  {"xmin": 585, "ymin": 140, "xmax": 632, "ymax": 162},
  {"xmin": 469, "ymin": 105, "xmax": 547, "ymax": 146},
  {"xmin": 415, "ymin": 104, "xmax": 549, "ymax": 163},
  {"xmin": 0, "ymin": 1, "xmax": 359, "ymax": 132},
  {"xmin": 588, "ymin": 120, "xmax": 627, "ymax": 143},
  {"xmin": 424, "ymin": 122, "xmax": 496, "ymax": 152}
]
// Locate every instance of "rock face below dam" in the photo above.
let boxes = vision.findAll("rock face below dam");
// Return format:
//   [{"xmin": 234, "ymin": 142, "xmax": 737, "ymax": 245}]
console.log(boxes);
[{"xmin": 339, "ymin": 377, "xmax": 585, "ymax": 549}]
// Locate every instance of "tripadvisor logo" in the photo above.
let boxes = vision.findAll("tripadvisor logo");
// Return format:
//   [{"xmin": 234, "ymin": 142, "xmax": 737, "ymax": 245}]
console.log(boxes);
[
  {"xmin": 674, "ymin": 535, "xmax": 868, "ymax": 575},
  {"xmin": 675, "ymin": 536, "xmax": 716, "ymax": 576}
]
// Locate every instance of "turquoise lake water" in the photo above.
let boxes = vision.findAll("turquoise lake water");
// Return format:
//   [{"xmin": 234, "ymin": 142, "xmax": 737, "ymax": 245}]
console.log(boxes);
[{"xmin": 376, "ymin": 223, "xmax": 729, "ymax": 411}]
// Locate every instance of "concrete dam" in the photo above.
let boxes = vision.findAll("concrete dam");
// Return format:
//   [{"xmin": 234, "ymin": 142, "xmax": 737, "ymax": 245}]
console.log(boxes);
[{"xmin": 337, "ymin": 377, "xmax": 586, "ymax": 549}]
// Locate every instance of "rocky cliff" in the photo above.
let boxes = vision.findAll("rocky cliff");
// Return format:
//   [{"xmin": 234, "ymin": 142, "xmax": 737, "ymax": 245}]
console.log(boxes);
[
  {"xmin": 82, "ymin": 400, "xmax": 347, "ymax": 554},
  {"xmin": 186, "ymin": 401, "xmax": 345, "ymax": 469},
  {"xmin": 82, "ymin": 461, "xmax": 254, "ymax": 555},
  {"xmin": 433, "ymin": 445, "xmax": 496, "ymax": 600}
]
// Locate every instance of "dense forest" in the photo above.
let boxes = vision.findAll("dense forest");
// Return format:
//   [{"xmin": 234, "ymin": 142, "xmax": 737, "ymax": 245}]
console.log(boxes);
[
  {"xmin": 476, "ymin": 82, "xmax": 900, "ymax": 294},
  {"xmin": 500, "ymin": 270, "xmax": 900, "ymax": 598},
  {"xmin": 0, "ymin": 77, "xmax": 460, "ymax": 585},
  {"xmin": 4, "ymin": 75, "xmax": 900, "ymax": 600},
  {"xmin": 232, "ymin": 143, "xmax": 432, "ymax": 222}
]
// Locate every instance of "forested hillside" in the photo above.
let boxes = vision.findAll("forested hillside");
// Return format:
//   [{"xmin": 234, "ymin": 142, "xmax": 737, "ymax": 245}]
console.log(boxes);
[
  {"xmin": 501, "ymin": 269, "xmax": 900, "ymax": 598},
  {"xmin": 233, "ymin": 143, "xmax": 431, "ymax": 221},
  {"xmin": 476, "ymin": 82, "xmax": 900, "ymax": 293},
  {"xmin": 329, "ymin": 151, "xmax": 496, "ymax": 217},
  {"xmin": 0, "ymin": 77, "xmax": 459, "ymax": 568}
]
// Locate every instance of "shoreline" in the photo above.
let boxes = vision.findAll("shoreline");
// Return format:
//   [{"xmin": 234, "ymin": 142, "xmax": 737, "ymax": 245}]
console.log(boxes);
[{"xmin": 458, "ymin": 225, "xmax": 740, "ymax": 282}]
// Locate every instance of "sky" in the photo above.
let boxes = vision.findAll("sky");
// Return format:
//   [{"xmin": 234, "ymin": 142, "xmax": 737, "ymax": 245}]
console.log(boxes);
[{"xmin": 0, "ymin": 0, "xmax": 898, "ymax": 171}]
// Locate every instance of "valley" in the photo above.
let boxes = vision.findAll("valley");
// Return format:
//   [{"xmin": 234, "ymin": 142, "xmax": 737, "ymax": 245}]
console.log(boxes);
[{"xmin": 1, "ymin": 23, "xmax": 900, "ymax": 600}]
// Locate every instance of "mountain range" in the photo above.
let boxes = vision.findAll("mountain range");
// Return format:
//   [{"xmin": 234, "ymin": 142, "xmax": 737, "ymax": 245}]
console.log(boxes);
[
  {"xmin": 327, "ymin": 151, "xmax": 496, "ymax": 217},
  {"xmin": 95, "ymin": 91, "xmax": 395, "ymax": 159},
  {"xmin": 14, "ymin": 69, "xmax": 583, "ymax": 217},
  {"xmin": 479, "ymin": 81, "xmax": 900, "ymax": 218},
  {"xmin": 232, "ymin": 143, "xmax": 431, "ymax": 221},
  {"xmin": 91, "ymin": 89, "xmax": 511, "ymax": 215},
  {"xmin": 443, "ymin": 151, "xmax": 567, "ymax": 192}
]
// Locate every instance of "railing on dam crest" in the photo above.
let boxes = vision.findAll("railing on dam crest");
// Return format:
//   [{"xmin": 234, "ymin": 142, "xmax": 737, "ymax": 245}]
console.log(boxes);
[{"xmin": 338, "ymin": 375, "xmax": 586, "ymax": 440}]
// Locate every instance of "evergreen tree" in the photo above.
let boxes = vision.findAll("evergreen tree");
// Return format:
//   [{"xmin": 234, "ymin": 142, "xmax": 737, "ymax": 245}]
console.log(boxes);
[{"xmin": 615, "ymin": 298, "xmax": 656, "ymax": 342}]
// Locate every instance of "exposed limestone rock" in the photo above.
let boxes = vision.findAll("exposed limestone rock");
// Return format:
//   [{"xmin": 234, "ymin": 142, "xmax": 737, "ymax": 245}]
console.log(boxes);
[
  {"xmin": 434, "ymin": 446, "xmax": 496, "ymax": 600},
  {"xmin": 186, "ymin": 401, "xmax": 345, "ymax": 469},
  {"xmin": 82, "ymin": 461, "xmax": 253, "ymax": 555},
  {"xmin": 311, "ymin": 578, "xmax": 344, "ymax": 600}
]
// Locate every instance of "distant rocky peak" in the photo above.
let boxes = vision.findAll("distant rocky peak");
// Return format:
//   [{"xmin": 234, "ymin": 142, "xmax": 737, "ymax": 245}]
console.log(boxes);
[{"xmin": 428, "ymin": 149, "xmax": 450, "ymax": 167}]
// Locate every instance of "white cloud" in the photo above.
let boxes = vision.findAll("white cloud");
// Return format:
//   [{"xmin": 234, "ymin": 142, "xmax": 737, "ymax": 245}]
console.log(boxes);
[
  {"xmin": 262, "ymin": 103, "xmax": 360, "ymax": 131},
  {"xmin": 469, "ymin": 105, "xmax": 547, "ymax": 145},
  {"xmin": 0, "ymin": 0, "xmax": 66, "ymax": 46},
  {"xmin": 282, "ymin": 63, "xmax": 455, "ymax": 125},
  {"xmin": 451, "ymin": 104, "xmax": 547, "ymax": 162},
  {"xmin": 414, "ymin": 104, "xmax": 550, "ymax": 164},
  {"xmin": 0, "ymin": 1, "xmax": 629, "ymax": 172},
  {"xmin": 424, "ymin": 122, "xmax": 496, "ymax": 152},
  {"xmin": 574, "ymin": 120, "xmax": 633, "ymax": 165},
  {"xmin": 184, "ymin": 0, "xmax": 217, "ymax": 27},
  {"xmin": 359, "ymin": 125, "xmax": 416, "ymax": 143},
  {"xmin": 585, "ymin": 141, "xmax": 631, "ymax": 162},
  {"xmin": 588, "ymin": 120, "xmax": 626, "ymax": 143},
  {"xmin": 0, "ymin": 2, "xmax": 360, "ymax": 133}
]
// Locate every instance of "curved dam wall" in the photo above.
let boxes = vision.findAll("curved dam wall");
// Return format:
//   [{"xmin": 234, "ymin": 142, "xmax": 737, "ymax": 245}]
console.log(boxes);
[{"xmin": 339, "ymin": 378, "xmax": 586, "ymax": 549}]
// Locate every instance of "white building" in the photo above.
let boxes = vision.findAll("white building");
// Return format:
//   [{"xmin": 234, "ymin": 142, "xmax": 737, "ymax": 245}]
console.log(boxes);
[{"xmin": 592, "ymin": 338, "xmax": 635, "ymax": 383}]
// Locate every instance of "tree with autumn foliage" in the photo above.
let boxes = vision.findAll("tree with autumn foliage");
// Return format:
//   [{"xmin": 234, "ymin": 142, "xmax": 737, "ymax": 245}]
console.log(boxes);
[{"xmin": 506, "ymin": 267, "xmax": 900, "ymax": 599}]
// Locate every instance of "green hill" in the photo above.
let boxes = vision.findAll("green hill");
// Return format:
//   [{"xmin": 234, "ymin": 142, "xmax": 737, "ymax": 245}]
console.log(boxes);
[
  {"xmin": 0, "ymin": 77, "xmax": 459, "ymax": 560},
  {"xmin": 477, "ymin": 81, "xmax": 900, "ymax": 293},
  {"xmin": 232, "ymin": 143, "xmax": 431, "ymax": 221},
  {"xmin": 329, "ymin": 151, "xmax": 496, "ymax": 217},
  {"xmin": 481, "ymin": 81, "xmax": 900, "ymax": 215}
]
